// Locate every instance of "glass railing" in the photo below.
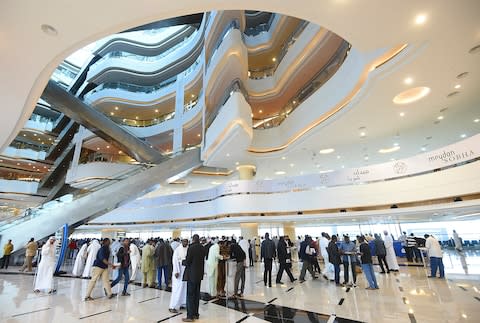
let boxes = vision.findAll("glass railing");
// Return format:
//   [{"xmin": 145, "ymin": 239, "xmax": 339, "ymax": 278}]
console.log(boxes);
[
  {"xmin": 95, "ymin": 30, "xmax": 197, "ymax": 66},
  {"xmin": 248, "ymin": 21, "xmax": 309, "ymax": 80},
  {"xmin": 244, "ymin": 13, "xmax": 276, "ymax": 37},
  {"xmin": 89, "ymin": 76, "xmax": 177, "ymax": 95},
  {"xmin": 184, "ymin": 89, "xmax": 203, "ymax": 113},
  {"xmin": 206, "ymin": 19, "xmax": 242, "ymax": 69},
  {"xmin": 206, "ymin": 79, "xmax": 248, "ymax": 129},
  {"xmin": 253, "ymin": 41, "xmax": 351, "ymax": 129},
  {"xmin": 111, "ymin": 111, "xmax": 175, "ymax": 128},
  {"xmin": 9, "ymin": 140, "xmax": 50, "ymax": 152},
  {"xmin": 79, "ymin": 152, "xmax": 136, "ymax": 164},
  {"xmin": 28, "ymin": 113, "xmax": 56, "ymax": 125}
]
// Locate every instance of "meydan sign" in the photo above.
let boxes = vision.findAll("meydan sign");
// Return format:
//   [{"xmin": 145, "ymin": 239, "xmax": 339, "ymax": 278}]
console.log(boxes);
[{"xmin": 128, "ymin": 134, "xmax": 480, "ymax": 207}]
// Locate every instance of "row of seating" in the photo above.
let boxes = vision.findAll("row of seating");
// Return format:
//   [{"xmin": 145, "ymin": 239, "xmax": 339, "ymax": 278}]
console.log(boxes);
[{"xmin": 439, "ymin": 240, "xmax": 479, "ymax": 248}]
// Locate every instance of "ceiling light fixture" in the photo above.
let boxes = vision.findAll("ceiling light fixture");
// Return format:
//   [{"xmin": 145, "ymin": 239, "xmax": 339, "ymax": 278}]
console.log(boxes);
[
  {"xmin": 96, "ymin": 147, "xmax": 100, "ymax": 150},
  {"xmin": 114, "ymin": 106, "xmax": 119, "ymax": 110},
  {"xmin": 226, "ymin": 153, "xmax": 230, "ymax": 157},
  {"xmin": 454, "ymin": 84, "xmax": 461, "ymax": 89},
  {"xmin": 135, "ymin": 116, "xmax": 139, "ymax": 120},
  {"xmin": 110, "ymin": 112, "xmax": 114, "ymax": 116},
  {"xmin": 437, "ymin": 115, "xmax": 444, "ymax": 120},
  {"xmin": 474, "ymin": 118, "xmax": 479, "ymax": 123},
  {"xmin": 197, "ymin": 134, "xmax": 201, "ymax": 137},
  {"xmin": 379, "ymin": 146, "xmax": 400, "ymax": 153},
  {"xmin": 155, "ymin": 109, "xmax": 159, "ymax": 113},
  {"xmin": 106, "ymin": 145, "xmax": 110, "ymax": 148},
  {"xmin": 289, "ymin": 163, "xmax": 295, "ymax": 167},
  {"xmin": 319, "ymin": 148, "xmax": 335, "ymax": 154},
  {"xmin": 393, "ymin": 87, "xmax": 430, "ymax": 104},
  {"xmin": 337, "ymin": 155, "xmax": 341, "ymax": 159},
  {"xmin": 33, "ymin": 133, "xmax": 37, "ymax": 136},
  {"xmin": 364, "ymin": 156, "xmax": 369, "ymax": 161},
  {"xmin": 259, "ymin": 109, "xmax": 263, "ymax": 113},
  {"xmin": 421, "ymin": 147, "xmax": 427, "ymax": 151},
  {"xmin": 272, "ymin": 57, "xmax": 276, "ymax": 62},
  {"xmin": 281, "ymin": 156, "xmax": 286, "ymax": 160},
  {"xmin": 360, "ymin": 132, "xmax": 366, "ymax": 137},
  {"xmin": 414, "ymin": 14, "xmax": 427, "ymax": 25},
  {"xmin": 275, "ymin": 171, "xmax": 286, "ymax": 175},
  {"xmin": 460, "ymin": 134, "xmax": 467, "ymax": 138},
  {"xmin": 399, "ymin": 112, "xmax": 405, "ymax": 117},
  {"xmin": 404, "ymin": 77, "xmax": 413, "ymax": 85}
]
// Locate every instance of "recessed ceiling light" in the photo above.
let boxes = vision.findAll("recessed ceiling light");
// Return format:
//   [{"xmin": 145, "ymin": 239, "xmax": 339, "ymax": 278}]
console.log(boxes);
[
  {"xmin": 364, "ymin": 156, "xmax": 369, "ymax": 161},
  {"xmin": 437, "ymin": 115, "xmax": 444, "ymax": 120},
  {"xmin": 292, "ymin": 100, "xmax": 297, "ymax": 104},
  {"xmin": 96, "ymin": 147, "xmax": 100, "ymax": 150},
  {"xmin": 110, "ymin": 112, "xmax": 114, "ymax": 116},
  {"xmin": 114, "ymin": 106, "xmax": 119, "ymax": 110},
  {"xmin": 421, "ymin": 147, "xmax": 427, "ymax": 151},
  {"xmin": 341, "ymin": 165, "xmax": 345, "ymax": 169},
  {"xmin": 17, "ymin": 163, "xmax": 20, "ymax": 166},
  {"xmin": 118, "ymin": 151, "xmax": 123, "ymax": 154},
  {"xmin": 235, "ymin": 162, "xmax": 239, "ymax": 166},
  {"xmin": 379, "ymin": 146, "xmax": 400, "ymax": 154},
  {"xmin": 106, "ymin": 145, "xmax": 110, "ymax": 148},
  {"xmin": 135, "ymin": 116, "xmax": 139, "ymax": 120},
  {"xmin": 454, "ymin": 84, "xmax": 461, "ymax": 89},
  {"xmin": 393, "ymin": 142, "xmax": 399, "ymax": 146},
  {"xmin": 259, "ymin": 109, "xmax": 263, "ymax": 113},
  {"xmin": 275, "ymin": 171, "xmax": 286, "ymax": 175},
  {"xmin": 23, "ymin": 134, "xmax": 26, "ymax": 137},
  {"xmin": 281, "ymin": 156, "xmax": 286, "ymax": 160},
  {"xmin": 289, "ymin": 163, "xmax": 295, "ymax": 167},
  {"xmin": 33, "ymin": 133, "xmax": 37, "ymax": 136},
  {"xmin": 226, "ymin": 153, "xmax": 230, "ymax": 157},
  {"xmin": 41, "ymin": 24, "xmax": 58, "ymax": 36},
  {"xmin": 414, "ymin": 14, "xmax": 427, "ymax": 25},
  {"xmin": 360, "ymin": 132, "xmax": 366, "ymax": 137},
  {"xmin": 197, "ymin": 134, "xmax": 201, "ymax": 137},
  {"xmin": 28, "ymin": 163, "xmax": 31, "ymax": 166},
  {"xmin": 319, "ymin": 148, "xmax": 335, "ymax": 154},
  {"xmin": 155, "ymin": 109, "xmax": 159, "ymax": 113},
  {"xmin": 337, "ymin": 155, "xmax": 341, "ymax": 159},
  {"xmin": 319, "ymin": 169, "xmax": 333, "ymax": 174},
  {"xmin": 393, "ymin": 87, "xmax": 430, "ymax": 104},
  {"xmin": 404, "ymin": 77, "xmax": 413, "ymax": 85},
  {"xmin": 210, "ymin": 181, "xmax": 221, "ymax": 185},
  {"xmin": 474, "ymin": 118, "xmax": 479, "ymax": 123},
  {"xmin": 460, "ymin": 134, "xmax": 467, "ymax": 138},
  {"xmin": 399, "ymin": 112, "xmax": 405, "ymax": 117},
  {"xmin": 272, "ymin": 57, "xmax": 276, "ymax": 62}
]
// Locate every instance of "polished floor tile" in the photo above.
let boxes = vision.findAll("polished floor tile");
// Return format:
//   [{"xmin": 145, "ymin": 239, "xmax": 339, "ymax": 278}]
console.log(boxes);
[{"xmin": 1, "ymin": 249, "xmax": 479, "ymax": 322}]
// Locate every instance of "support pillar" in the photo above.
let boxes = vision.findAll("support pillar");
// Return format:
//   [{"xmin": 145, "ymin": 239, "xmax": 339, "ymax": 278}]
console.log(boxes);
[
  {"xmin": 173, "ymin": 73, "xmax": 185, "ymax": 154},
  {"xmin": 283, "ymin": 222, "xmax": 296, "ymax": 242},
  {"xmin": 241, "ymin": 222, "xmax": 259, "ymax": 262},
  {"xmin": 237, "ymin": 165, "xmax": 256, "ymax": 180},
  {"xmin": 172, "ymin": 229, "xmax": 182, "ymax": 239}
]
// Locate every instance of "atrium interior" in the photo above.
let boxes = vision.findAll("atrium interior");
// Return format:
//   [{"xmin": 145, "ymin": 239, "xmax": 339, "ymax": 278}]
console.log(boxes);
[{"xmin": 0, "ymin": 1, "xmax": 479, "ymax": 322}]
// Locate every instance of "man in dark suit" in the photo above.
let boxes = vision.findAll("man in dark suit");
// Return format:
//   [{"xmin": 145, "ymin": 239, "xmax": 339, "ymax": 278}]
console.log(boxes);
[{"xmin": 182, "ymin": 234, "xmax": 205, "ymax": 322}]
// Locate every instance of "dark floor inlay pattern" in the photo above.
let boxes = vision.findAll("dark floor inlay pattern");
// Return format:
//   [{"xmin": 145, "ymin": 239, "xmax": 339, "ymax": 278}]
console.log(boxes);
[
  {"xmin": 212, "ymin": 298, "xmax": 364, "ymax": 323},
  {"xmin": 286, "ymin": 287, "xmax": 294, "ymax": 292},
  {"xmin": 338, "ymin": 298, "xmax": 345, "ymax": 305},
  {"xmin": 11, "ymin": 307, "xmax": 50, "ymax": 317},
  {"xmin": 236, "ymin": 314, "xmax": 250, "ymax": 323},
  {"xmin": 408, "ymin": 313, "xmax": 417, "ymax": 323},
  {"xmin": 79, "ymin": 309, "xmax": 112, "ymax": 320},
  {"xmin": 157, "ymin": 312, "xmax": 182, "ymax": 322}
]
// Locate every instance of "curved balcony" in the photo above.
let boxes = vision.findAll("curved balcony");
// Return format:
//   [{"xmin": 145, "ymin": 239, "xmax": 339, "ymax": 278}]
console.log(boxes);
[
  {"xmin": 1, "ymin": 147, "xmax": 47, "ymax": 160},
  {"xmin": 0, "ymin": 179, "xmax": 39, "ymax": 195},
  {"xmin": 87, "ymin": 16, "xmax": 207, "ymax": 86},
  {"xmin": 95, "ymin": 25, "xmax": 195, "ymax": 57}
]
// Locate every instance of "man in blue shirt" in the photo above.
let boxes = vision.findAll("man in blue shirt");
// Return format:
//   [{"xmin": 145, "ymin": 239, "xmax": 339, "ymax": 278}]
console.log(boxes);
[
  {"xmin": 84, "ymin": 238, "xmax": 117, "ymax": 301},
  {"xmin": 339, "ymin": 235, "xmax": 357, "ymax": 286}
]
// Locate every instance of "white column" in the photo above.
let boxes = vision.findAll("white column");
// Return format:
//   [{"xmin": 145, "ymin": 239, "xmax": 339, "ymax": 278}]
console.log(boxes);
[{"xmin": 173, "ymin": 73, "xmax": 185, "ymax": 154}]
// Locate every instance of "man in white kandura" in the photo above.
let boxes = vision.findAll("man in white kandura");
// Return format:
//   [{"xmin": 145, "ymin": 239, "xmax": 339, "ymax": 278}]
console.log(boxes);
[
  {"xmin": 110, "ymin": 238, "xmax": 121, "ymax": 279},
  {"xmin": 169, "ymin": 238, "xmax": 188, "ymax": 313},
  {"xmin": 383, "ymin": 231, "xmax": 400, "ymax": 272},
  {"xmin": 82, "ymin": 239, "xmax": 101, "ymax": 278},
  {"xmin": 72, "ymin": 241, "xmax": 88, "ymax": 277},
  {"xmin": 129, "ymin": 239, "xmax": 140, "ymax": 282},
  {"xmin": 238, "ymin": 236, "xmax": 250, "ymax": 268},
  {"xmin": 319, "ymin": 232, "xmax": 334, "ymax": 280},
  {"xmin": 206, "ymin": 238, "xmax": 223, "ymax": 298},
  {"xmin": 34, "ymin": 236, "xmax": 57, "ymax": 294},
  {"xmin": 453, "ymin": 230, "xmax": 463, "ymax": 252}
]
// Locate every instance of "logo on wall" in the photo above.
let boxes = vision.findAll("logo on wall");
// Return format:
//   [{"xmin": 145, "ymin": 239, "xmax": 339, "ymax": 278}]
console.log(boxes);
[{"xmin": 393, "ymin": 161, "xmax": 408, "ymax": 174}]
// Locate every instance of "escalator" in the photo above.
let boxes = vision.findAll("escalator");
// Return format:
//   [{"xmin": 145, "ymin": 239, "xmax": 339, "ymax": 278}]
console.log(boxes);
[{"xmin": 0, "ymin": 147, "xmax": 201, "ymax": 248}]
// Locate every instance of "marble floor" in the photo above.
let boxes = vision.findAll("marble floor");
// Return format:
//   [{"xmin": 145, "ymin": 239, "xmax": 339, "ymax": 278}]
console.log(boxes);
[{"xmin": 0, "ymin": 250, "xmax": 479, "ymax": 323}]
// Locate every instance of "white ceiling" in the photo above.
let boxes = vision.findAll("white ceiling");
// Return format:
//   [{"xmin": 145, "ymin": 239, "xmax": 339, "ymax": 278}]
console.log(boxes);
[{"xmin": 1, "ymin": 0, "xmax": 479, "ymax": 200}]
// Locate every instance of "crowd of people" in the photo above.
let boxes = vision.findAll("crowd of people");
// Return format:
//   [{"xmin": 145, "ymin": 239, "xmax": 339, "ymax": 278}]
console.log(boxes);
[{"xmin": 0, "ymin": 229, "xmax": 458, "ymax": 321}]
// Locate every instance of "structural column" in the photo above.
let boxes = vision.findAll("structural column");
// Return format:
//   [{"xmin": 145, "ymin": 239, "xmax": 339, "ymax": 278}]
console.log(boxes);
[
  {"xmin": 237, "ymin": 165, "xmax": 256, "ymax": 180},
  {"xmin": 173, "ymin": 73, "xmax": 185, "ymax": 154},
  {"xmin": 283, "ymin": 222, "xmax": 296, "ymax": 242},
  {"xmin": 172, "ymin": 229, "xmax": 182, "ymax": 239}
]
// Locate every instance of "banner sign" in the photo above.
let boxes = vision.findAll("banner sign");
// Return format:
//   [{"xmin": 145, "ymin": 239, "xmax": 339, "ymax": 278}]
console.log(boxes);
[{"xmin": 125, "ymin": 134, "xmax": 480, "ymax": 208}]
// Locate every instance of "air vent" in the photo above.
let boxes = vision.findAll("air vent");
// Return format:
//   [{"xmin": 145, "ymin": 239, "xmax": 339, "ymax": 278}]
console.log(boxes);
[
  {"xmin": 434, "ymin": 120, "xmax": 440, "ymax": 124},
  {"xmin": 447, "ymin": 91, "xmax": 460, "ymax": 98},
  {"xmin": 439, "ymin": 107, "xmax": 448, "ymax": 113},
  {"xmin": 456, "ymin": 72, "xmax": 469, "ymax": 79},
  {"xmin": 469, "ymin": 44, "xmax": 480, "ymax": 54}
]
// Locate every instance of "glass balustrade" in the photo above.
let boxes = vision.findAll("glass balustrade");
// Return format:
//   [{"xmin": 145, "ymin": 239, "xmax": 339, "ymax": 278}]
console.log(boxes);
[
  {"xmin": 253, "ymin": 41, "xmax": 351, "ymax": 129},
  {"xmin": 110, "ymin": 111, "xmax": 175, "ymax": 128},
  {"xmin": 248, "ymin": 21, "xmax": 309, "ymax": 80}
]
